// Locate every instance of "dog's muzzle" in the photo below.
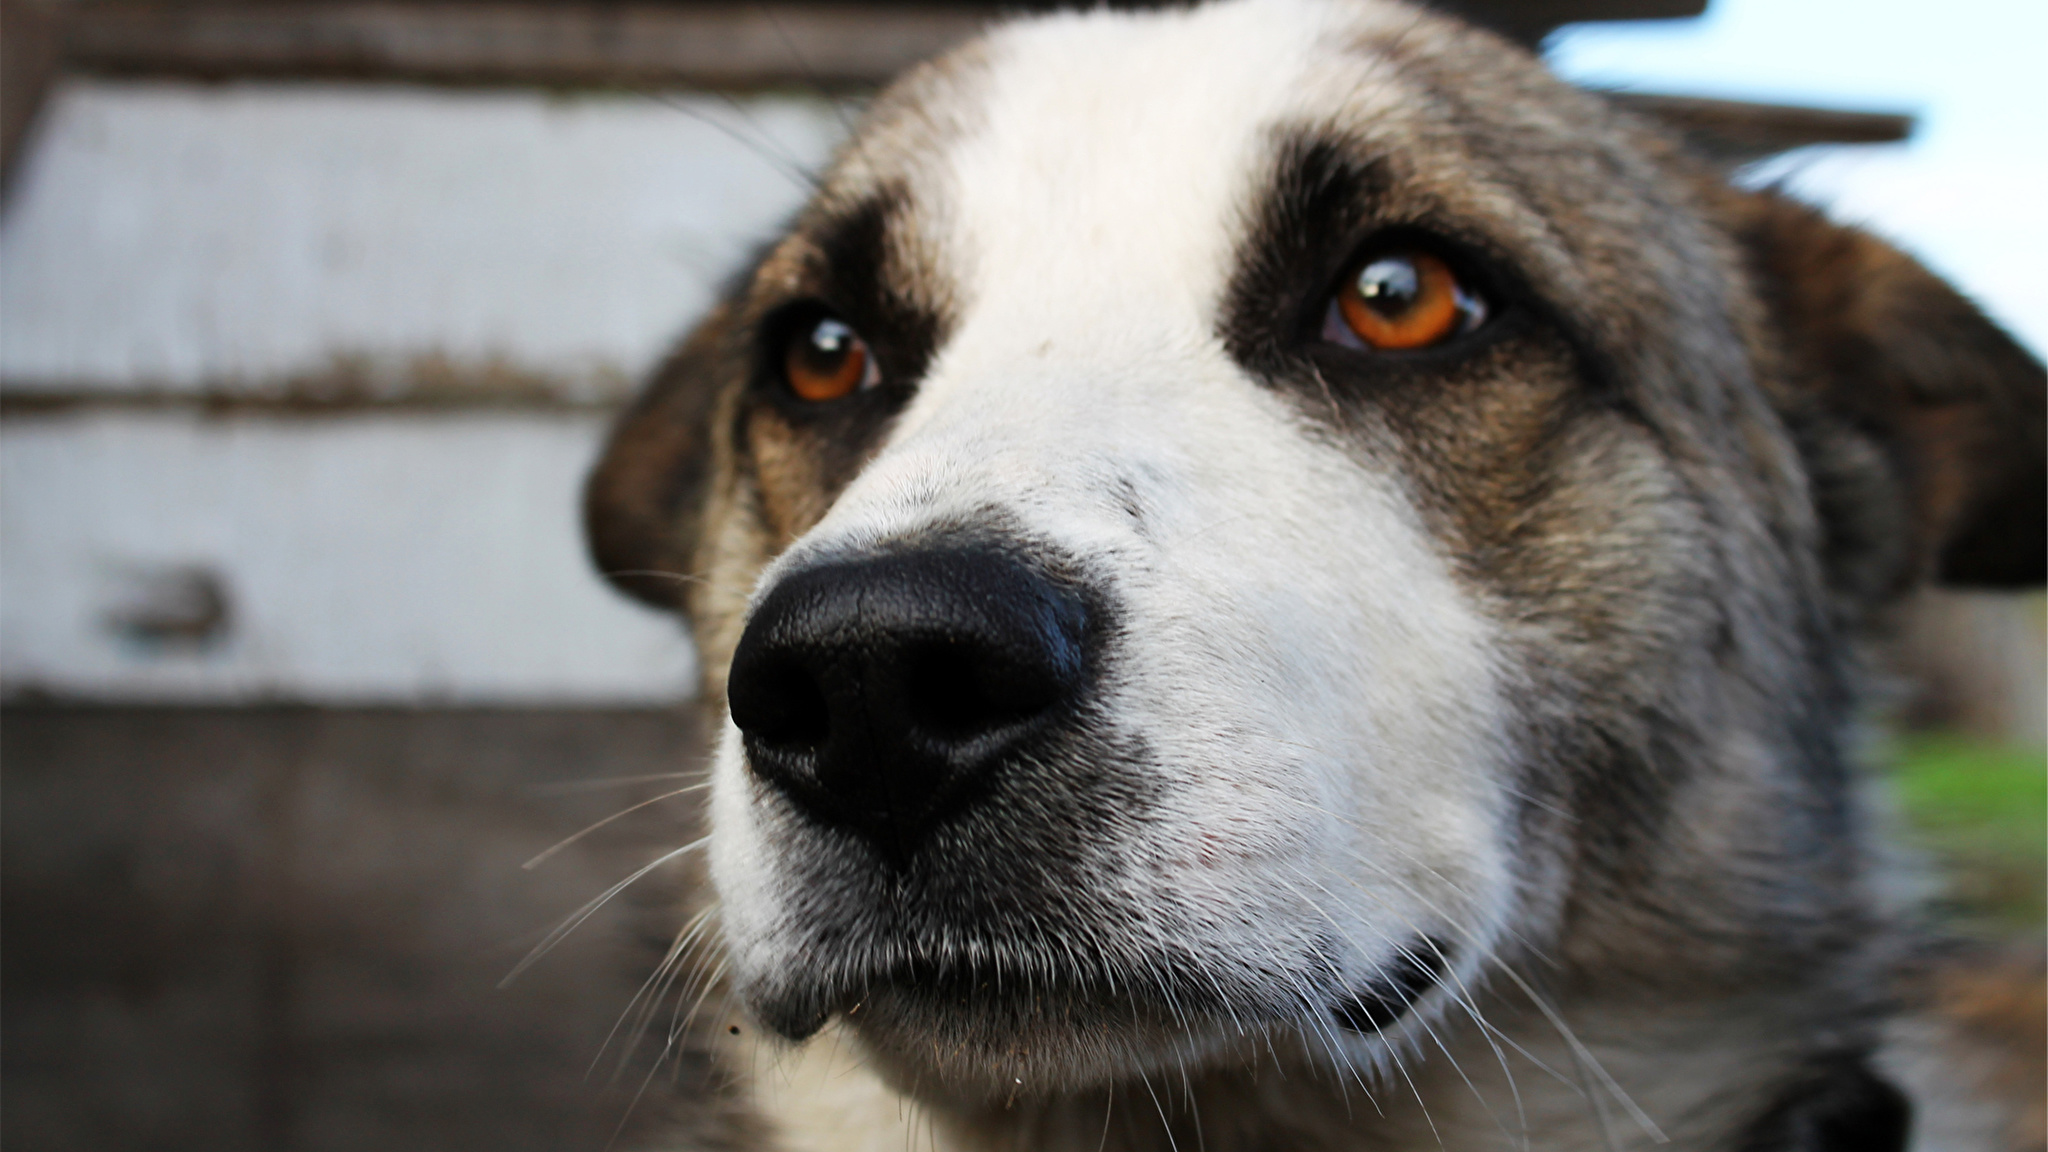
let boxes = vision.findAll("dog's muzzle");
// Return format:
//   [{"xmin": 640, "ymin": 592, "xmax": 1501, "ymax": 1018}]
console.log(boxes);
[{"xmin": 727, "ymin": 546, "xmax": 1092, "ymax": 860}]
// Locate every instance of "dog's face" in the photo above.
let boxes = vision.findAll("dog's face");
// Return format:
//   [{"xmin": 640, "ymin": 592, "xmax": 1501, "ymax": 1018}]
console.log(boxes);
[{"xmin": 587, "ymin": 0, "xmax": 2043, "ymax": 1112}]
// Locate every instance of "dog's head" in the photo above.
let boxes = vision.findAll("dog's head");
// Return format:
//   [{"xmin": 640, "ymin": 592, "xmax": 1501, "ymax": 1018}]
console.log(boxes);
[{"xmin": 586, "ymin": 0, "xmax": 2043, "ymax": 1107}]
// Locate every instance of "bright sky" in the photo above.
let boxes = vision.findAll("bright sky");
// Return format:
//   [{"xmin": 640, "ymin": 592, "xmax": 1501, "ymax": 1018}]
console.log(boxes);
[{"xmin": 1545, "ymin": 0, "xmax": 2047, "ymax": 356}]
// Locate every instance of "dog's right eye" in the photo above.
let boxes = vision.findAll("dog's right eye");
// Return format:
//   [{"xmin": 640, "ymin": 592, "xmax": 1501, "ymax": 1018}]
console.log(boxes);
[
  {"xmin": 1322, "ymin": 249, "xmax": 1488, "ymax": 352},
  {"xmin": 781, "ymin": 313, "xmax": 879, "ymax": 402}
]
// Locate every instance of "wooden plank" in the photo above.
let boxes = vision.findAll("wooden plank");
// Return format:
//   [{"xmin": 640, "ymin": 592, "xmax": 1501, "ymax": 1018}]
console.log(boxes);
[
  {"xmin": 1611, "ymin": 92, "xmax": 1914, "ymax": 163},
  {"xmin": 1439, "ymin": 0, "xmax": 1706, "ymax": 44},
  {"xmin": 0, "ymin": 412, "xmax": 699, "ymax": 703},
  {"xmin": 54, "ymin": 0, "xmax": 1709, "ymax": 88},
  {"xmin": 61, "ymin": 1, "xmax": 991, "ymax": 89},
  {"xmin": 1484, "ymin": 0, "xmax": 1707, "ymax": 19},
  {"xmin": 43, "ymin": 4, "xmax": 1908, "ymax": 175},
  {"xmin": 1, "ymin": 705, "xmax": 717, "ymax": 1151},
  {"xmin": 1, "ymin": 0, "xmax": 61, "ymax": 194},
  {"xmin": 0, "ymin": 386, "xmax": 620, "ymax": 416},
  {"xmin": 0, "ymin": 84, "xmax": 830, "ymax": 401}
]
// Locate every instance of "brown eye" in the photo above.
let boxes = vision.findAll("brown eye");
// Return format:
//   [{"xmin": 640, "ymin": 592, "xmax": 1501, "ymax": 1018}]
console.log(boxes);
[
  {"xmin": 783, "ymin": 315, "xmax": 877, "ymax": 402},
  {"xmin": 1326, "ymin": 250, "xmax": 1485, "ymax": 351}
]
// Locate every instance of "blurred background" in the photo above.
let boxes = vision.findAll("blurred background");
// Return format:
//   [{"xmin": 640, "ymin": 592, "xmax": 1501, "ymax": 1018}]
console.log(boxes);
[{"xmin": 1, "ymin": 0, "xmax": 2041, "ymax": 1147}]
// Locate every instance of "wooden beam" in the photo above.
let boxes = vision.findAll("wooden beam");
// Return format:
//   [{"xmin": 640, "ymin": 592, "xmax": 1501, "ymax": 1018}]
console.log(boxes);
[
  {"xmin": 60, "ymin": 2, "xmax": 991, "ymax": 89},
  {"xmin": 55, "ymin": 0, "xmax": 1711, "ymax": 88},
  {"xmin": 2, "ymin": 0, "xmax": 62, "ymax": 196},
  {"xmin": 1437, "ymin": 0, "xmax": 1706, "ymax": 45},
  {"xmin": 48, "ymin": 1, "xmax": 1903, "ymax": 164},
  {"xmin": 1611, "ymin": 92, "xmax": 1914, "ymax": 163}
]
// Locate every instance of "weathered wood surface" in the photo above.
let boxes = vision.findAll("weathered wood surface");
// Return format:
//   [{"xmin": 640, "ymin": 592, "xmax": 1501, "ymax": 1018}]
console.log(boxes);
[
  {"xmin": 60, "ymin": 1, "xmax": 992, "ymax": 89},
  {"xmin": 1, "ymin": 705, "xmax": 737, "ymax": 1152},
  {"xmin": 0, "ymin": 0, "xmax": 60, "ymax": 190},
  {"xmin": 1611, "ymin": 91, "xmax": 1913, "ymax": 164},
  {"xmin": 48, "ymin": 0, "xmax": 1704, "ymax": 91}
]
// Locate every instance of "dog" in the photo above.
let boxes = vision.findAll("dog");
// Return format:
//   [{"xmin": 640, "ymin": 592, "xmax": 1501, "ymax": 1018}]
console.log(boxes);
[{"xmin": 582, "ymin": 0, "xmax": 2047, "ymax": 1147}]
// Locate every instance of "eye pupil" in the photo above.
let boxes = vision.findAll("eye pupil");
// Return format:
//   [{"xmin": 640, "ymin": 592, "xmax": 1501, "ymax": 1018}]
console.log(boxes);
[
  {"xmin": 1328, "ymin": 248, "xmax": 1480, "ymax": 352},
  {"xmin": 798, "ymin": 318, "xmax": 854, "ymax": 374},
  {"xmin": 810, "ymin": 318, "xmax": 852, "ymax": 357},
  {"xmin": 1356, "ymin": 258, "xmax": 1421, "ymax": 316},
  {"xmin": 783, "ymin": 313, "xmax": 873, "ymax": 402}
]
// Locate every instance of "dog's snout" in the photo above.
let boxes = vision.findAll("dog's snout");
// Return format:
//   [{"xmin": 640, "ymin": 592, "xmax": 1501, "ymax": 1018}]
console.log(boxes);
[{"xmin": 728, "ymin": 547, "xmax": 1090, "ymax": 856}]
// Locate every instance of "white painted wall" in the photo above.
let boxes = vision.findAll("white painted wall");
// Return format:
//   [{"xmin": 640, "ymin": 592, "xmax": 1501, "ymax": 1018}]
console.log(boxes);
[
  {"xmin": 1, "ymin": 81, "xmax": 844, "ymax": 702},
  {"xmin": 1, "ymin": 411, "xmax": 696, "ymax": 702},
  {"xmin": 0, "ymin": 81, "xmax": 841, "ymax": 396}
]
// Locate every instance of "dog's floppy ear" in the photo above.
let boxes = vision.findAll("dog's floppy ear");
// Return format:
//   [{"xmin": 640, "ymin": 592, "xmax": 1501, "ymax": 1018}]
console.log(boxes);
[
  {"xmin": 584, "ymin": 301, "xmax": 743, "ymax": 610},
  {"xmin": 1729, "ymin": 188, "xmax": 2044, "ymax": 594}
]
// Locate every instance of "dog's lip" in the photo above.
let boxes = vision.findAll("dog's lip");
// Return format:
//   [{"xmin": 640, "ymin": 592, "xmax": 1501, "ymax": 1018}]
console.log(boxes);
[
  {"xmin": 751, "ymin": 957, "xmax": 1120, "ymax": 1042},
  {"xmin": 1329, "ymin": 938, "xmax": 1450, "ymax": 1034},
  {"xmin": 754, "ymin": 989, "xmax": 836, "ymax": 1042},
  {"xmin": 748, "ymin": 937, "xmax": 1453, "ymax": 1044}
]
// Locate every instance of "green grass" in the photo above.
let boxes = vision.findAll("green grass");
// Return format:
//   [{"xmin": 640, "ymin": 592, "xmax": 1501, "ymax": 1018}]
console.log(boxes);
[{"xmin": 1889, "ymin": 733, "xmax": 2047, "ymax": 929}]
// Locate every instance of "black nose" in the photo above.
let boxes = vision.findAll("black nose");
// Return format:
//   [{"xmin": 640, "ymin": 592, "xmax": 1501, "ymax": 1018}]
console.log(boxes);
[{"xmin": 726, "ymin": 547, "xmax": 1089, "ymax": 857}]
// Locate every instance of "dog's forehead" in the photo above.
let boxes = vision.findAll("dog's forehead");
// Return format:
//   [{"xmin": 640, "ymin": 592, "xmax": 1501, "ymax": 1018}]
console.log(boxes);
[
  {"xmin": 800, "ymin": 0, "xmax": 1619, "ymax": 358},
  {"xmin": 932, "ymin": 0, "xmax": 1393, "ymax": 327}
]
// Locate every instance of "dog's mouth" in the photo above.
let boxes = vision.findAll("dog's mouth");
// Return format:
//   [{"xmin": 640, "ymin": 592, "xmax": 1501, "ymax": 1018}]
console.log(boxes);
[
  {"xmin": 1329, "ymin": 942, "xmax": 1451, "ymax": 1034},
  {"xmin": 751, "ymin": 951, "xmax": 1215, "ymax": 1046},
  {"xmin": 745, "ymin": 931, "xmax": 1453, "ymax": 1092}
]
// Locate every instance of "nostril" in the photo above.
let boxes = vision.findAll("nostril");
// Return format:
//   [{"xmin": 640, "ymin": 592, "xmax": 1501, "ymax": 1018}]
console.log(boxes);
[
  {"xmin": 730, "ymin": 656, "xmax": 831, "ymax": 750},
  {"xmin": 902, "ymin": 630, "xmax": 1078, "ymax": 745},
  {"xmin": 905, "ymin": 643, "xmax": 1018, "ymax": 742}
]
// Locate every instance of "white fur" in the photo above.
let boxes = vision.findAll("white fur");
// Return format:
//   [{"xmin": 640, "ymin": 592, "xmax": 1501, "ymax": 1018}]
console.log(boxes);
[{"xmin": 710, "ymin": 0, "xmax": 1520, "ymax": 1105}]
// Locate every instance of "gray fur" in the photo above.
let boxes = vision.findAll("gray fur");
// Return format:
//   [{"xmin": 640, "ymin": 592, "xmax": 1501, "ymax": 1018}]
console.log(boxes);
[{"xmin": 584, "ymin": 1, "xmax": 2045, "ymax": 1148}]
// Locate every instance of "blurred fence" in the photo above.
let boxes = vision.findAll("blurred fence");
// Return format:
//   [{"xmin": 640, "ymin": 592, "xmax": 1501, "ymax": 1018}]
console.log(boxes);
[{"xmin": 1, "ymin": 81, "xmax": 853, "ymax": 703}]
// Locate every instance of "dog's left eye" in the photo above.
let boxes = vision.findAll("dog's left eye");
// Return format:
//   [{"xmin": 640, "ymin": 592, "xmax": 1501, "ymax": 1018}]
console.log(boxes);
[
  {"xmin": 1322, "ymin": 249, "xmax": 1487, "ymax": 352},
  {"xmin": 781, "ymin": 313, "xmax": 880, "ymax": 402}
]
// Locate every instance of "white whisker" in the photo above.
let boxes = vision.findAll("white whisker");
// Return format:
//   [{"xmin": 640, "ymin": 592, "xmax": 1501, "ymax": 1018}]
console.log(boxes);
[
  {"xmin": 529, "ymin": 769, "xmax": 710, "ymax": 796},
  {"xmin": 1494, "ymin": 962, "xmax": 1668, "ymax": 1145},
  {"xmin": 501, "ymin": 837, "xmax": 708, "ymax": 988},
  {"xmin": 522, "ymin": 784, "xmax": 711, "ymax": 871}
]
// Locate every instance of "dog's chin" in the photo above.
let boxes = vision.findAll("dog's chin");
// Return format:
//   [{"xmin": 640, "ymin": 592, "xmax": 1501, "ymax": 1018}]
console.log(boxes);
[
  {"xmin": 747, "ymin": 971, "xmax": 1254, "ymax": 1103},
  {"xmin": 740, "ymin": 942, "xmax": 1453, "ymax": 1105}
]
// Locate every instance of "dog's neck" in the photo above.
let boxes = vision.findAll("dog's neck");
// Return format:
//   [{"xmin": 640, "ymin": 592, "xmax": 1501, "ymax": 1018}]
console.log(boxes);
[{"xmin": 725, "ymin": 986, "xmax": 1857, "ymax": 1152}]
